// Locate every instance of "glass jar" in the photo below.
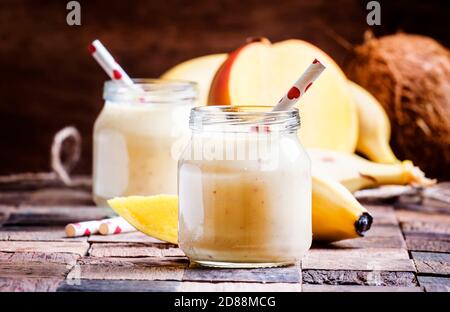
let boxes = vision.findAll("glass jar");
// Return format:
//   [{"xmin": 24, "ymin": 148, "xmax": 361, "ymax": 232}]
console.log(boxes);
[
  {"xmin": 93, "ymin": 79, "xmax": 197, "ymax": 206},
  {"xmin": 178, "ymin": 106, "xmax": 312, "ymax": 268}
]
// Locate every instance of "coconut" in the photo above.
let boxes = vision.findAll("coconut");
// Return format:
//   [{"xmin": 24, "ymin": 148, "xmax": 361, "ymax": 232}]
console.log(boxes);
[{"xmin": 345, "ymin": 32, "xmax": 450, "ymax": 179}]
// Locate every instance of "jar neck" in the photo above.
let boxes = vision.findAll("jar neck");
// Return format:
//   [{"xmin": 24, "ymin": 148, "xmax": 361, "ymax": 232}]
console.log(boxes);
[
  {"xmin": 190, "ymin": 106, "xmax": 300, "ymax": 134},
  {"xmin": 103, "ymin": 79, "xmax": 197, "ymax": 105}
]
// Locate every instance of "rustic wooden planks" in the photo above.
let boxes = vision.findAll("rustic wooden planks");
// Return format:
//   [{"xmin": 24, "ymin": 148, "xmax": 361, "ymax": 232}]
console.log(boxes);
[
  {"xmin": 0, "ymin": 251, "xmax": 79, "ymax": 264},
  {"xmin": 57, "ymin": 279, "xmax": 180, "ymax": 292},
  {"xmin": 0, "ymin": 241, "xmax": 89, "ymax": 256},
  {"xmin": 395, "ymin": 209, "xmax": 450, "ymax": 226},
  {"xmin": 0, "ymin": 277, "xmax": 64, "ymax": 292},
  {"xmin": 302, "ymin": 285, "xmax": 422, "ymax": 292},
  {"xmin": 183, "ymin": 264, "xmax": 301, "ymax": 284},
  {"xmin": 331, "ymin": 224, "xmax": 406, "ymax": 249},
  {"xmin": 0, "ymin": 174, "xmax": 91, "ymax": 192},
  {"xmin": 5, "ymin": 206, "xmax": 113, "ymax": 226},
  {"xmin": 0, "ymin": 226, "xmax": 87, "ymax": 242},
  {"xmin": 405, "ymin": 233, "xmax": 450, "ymax": 253},
  {"xmin": 89, "ymin": 243, "xmax": 184, "ymax": 258},
  {"xmin": 88, "ymin": 231, "xmax": 162, "ymax": 243},
  {"xmin": 303, "ymin": 248, "xmax": 415, "ymax": 272},
  {"xmin": 412, "ymin": 251, "xmax": 450, "ymax": 275},
  {"xmin": 179, "ymin": 282, "xmax": 302, "ymax": 292},
  {"xmin": 0, "ymin": 262, "xmax": 70, "ymax": 279},
  {"xmin": 417, "ymin": 276, "xmax": 450, "ymax": 292},
  {"xmin": 67, "ymin": 257, "xmax": 188, "ymax": 281},
  {"xmin": 365, "ymin": 205, "xmax": 399, "ymax": 226},
  {"xmin": 0, "ymin": 189, "xmax": 93, "ymax": 207},
  {"xmin": 57, "ymin": 280, "xmax": 302, "ymax": 292},
  {"xmin": 22, "ymin": 188, "xmax": 94, "ymax": 206},
  {"xmin": 302, "ymin": 270, "xmax": 417, "ymax": 287},
  {"xmin": 1, "ymin": 175, "xmax": 450, "ymax": 292}
]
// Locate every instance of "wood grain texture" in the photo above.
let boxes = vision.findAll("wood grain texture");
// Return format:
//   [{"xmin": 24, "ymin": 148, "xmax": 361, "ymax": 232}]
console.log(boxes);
[
  {"xmin": 88, "ymin": 231, "xmax": 163, "ymax": 243},
  {"xmin": 0, "ymin": 251, "xmax": 79, "ymax": 265},
  {"xmin": 179, "ymin": 282, "xmax": 302, "ymax": 292},
  {"xmin": 22, "ymin": 188, "xmax": 94, "ymax": 206},
  {"xmin": 5, "ymin": 206, "xmax": 113, "ymax": 226},
  {"xmin": 417, "ymin": 276, "xmax": 450, "ymax": 292},
  {"xmin": 0, "ymin": 241, "xmax": 89, "ymax": 256},
  {"xmin": 0, "ymin": 188, "xmax": 93, "ymax": 207},
  {"xmin": 412, "ymin": 251, "xmax": 450, "ymax": 275},
  {"xmin": 303, "ymin": 248, "xmax": 415, "ymax": 272},
  {"xmin": 331, "ymin": 224, "xmax": 406, "ymax": 249},
  {"xmin": 302, "ymin": 270, "xmax": 417, "ymax": 287},
  {"xmin": 0, "ymin": 226, "xmax": 87, "ymax": 242},
  {"xmin": 302, "ymin": 285, "xmax": 422, "ymax": 292},
  {"xmin": 57, "ymin": 280, "xmax": 302, "ymax": 292},
  {"xmin": 0, "ymin": 174, "xmax": 91, "ymax": 192},
  {"xmin": 395, "ymin": 209, "xmax": 450, "ymax": 225},
  {"xmin": 405, "ymin": 233, "xmax": 450, "ymax": 253},
  {"xmin": 365, "ymin": 205, "xmax": 399, "ymax": 226},
  {"xmin": 0, "ymin": 277, "xmax": 63, "ymax": 292},
  {"xmin": 68, "ymin": 257, "xmax": 188, "ymax": 281},
  {"xmin": 183, "ymin": 264, "xmax": 301, "ymax": 283},
  {"xmin": 0, "ymin": 262, "xmax": 70, "ymax": 279},
  {"xmin": 396, "ymin": 198, "xmax": 450, "ymax": 214},
  {"xmin": 89, "ymin": 243, "xmax": 184, "ymax": 258},
  {"xmin": 57, "ymin": 279, "xmax": 180, "ymax": 292}
]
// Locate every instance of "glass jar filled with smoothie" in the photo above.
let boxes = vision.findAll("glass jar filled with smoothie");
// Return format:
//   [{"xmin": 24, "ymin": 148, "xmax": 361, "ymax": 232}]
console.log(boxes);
[
  {"xmin": 178, "ymin": 106, "xmax": 312, "ymax": 268},
  {"xmin": 93, "ymin": 79, "xmax": 197, "ymax": 206}
]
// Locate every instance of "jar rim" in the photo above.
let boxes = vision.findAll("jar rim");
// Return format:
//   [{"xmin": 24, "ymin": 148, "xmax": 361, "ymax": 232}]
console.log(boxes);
[
  {"xmin": 190, "ymin": 105, "xmax": 300, "ymax": 132},
  {"xmin": 103, "ymin": 78, "xmax": 197, "ymax": 104},
  {"xmin": 191, "ymin": 105, "xmax": 299, "ymax": 115}
]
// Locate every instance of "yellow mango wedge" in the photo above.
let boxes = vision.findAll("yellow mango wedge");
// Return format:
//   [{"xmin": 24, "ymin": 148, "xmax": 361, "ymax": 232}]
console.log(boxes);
[{"xmin": 108, "ymin": 195, "xmax": 178, "ymax": 244}]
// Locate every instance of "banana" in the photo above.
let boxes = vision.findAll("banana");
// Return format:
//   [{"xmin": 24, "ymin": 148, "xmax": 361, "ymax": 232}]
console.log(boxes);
[
  {"xmin": 349, "ymin": 81, "xmax": 399, "ymax": 164},
  {"xmin": 308, "ymin": 148, "xmax": 435, "ymax": 193},
  {"xmin": 312, "ymin": 173, "xmax": 372, "ymax": 241}
]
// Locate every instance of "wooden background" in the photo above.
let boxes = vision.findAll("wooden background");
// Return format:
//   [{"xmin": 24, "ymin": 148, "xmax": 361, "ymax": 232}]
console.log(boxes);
[{"xmin": 0, "ymin": 0, "xmax": 448, "ymax": 175}]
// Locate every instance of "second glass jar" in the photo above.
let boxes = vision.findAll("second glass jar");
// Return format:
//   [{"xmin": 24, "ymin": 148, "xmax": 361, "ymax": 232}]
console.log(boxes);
[{"xmin": 93, "ymin": 79, "xmax": 197, "ymax": 206}]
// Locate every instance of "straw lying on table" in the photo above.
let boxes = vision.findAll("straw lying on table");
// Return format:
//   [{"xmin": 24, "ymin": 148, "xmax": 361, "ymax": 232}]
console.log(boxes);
[
  {"xmin": 65, "ymin": 217, "xmax": 136, "ymax": 237},
  {"xmin": 99, "ymin": 217, "xmax": 136, "ymax": 235}
]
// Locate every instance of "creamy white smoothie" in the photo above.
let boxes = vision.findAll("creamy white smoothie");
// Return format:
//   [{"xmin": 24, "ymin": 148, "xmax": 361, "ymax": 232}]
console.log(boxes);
[
  {"xmin": 178, "ymin": 106, "xmax": 312, "ymax": 267},
  {"xmin": 93, "ymin": 80, "xmax": 196, "ymax": 206}
]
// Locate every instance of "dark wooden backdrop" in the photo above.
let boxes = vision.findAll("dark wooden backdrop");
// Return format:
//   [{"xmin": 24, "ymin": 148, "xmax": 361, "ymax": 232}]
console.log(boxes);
[{"xmin": 0, "ymin": 0, "xmax": 448, "ymax": 175}]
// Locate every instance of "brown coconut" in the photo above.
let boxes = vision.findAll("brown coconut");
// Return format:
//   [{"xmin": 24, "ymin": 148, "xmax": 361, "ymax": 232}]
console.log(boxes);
[{"xmin": 345, "ymin": 32, "xmax": 450, "ymax": 179}]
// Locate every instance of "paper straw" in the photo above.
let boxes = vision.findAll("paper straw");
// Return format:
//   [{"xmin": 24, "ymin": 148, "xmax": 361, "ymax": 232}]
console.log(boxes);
[
  {"xmin": 88, "ymin": 39, "xmax": 136, "ymax": 87},
  {"xmin": 65, "ymin": 219, "xmax": 107, "ymax": 237},
  {"xmin": 273, "ymin": 59, "xmax": 326, "ymax": 111},
  {"xmin": 99, "ymin": 217, "xmax": 136, "ymax": 235}
]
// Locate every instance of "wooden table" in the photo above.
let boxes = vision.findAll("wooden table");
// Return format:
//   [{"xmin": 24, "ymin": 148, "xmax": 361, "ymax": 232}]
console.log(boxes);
[{"xmin": 0, "ymin": 174, "xmax": 449, "ymax": 292}]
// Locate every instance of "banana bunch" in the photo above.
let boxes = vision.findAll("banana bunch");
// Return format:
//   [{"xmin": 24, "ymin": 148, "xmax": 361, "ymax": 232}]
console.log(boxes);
[
  {"xmin": 311, "ymin": 81, "xmax": 434, "ymax": 242},
  {"xmin": 349, "ymin": 81, "xmax": 399, "ymax": 164}
]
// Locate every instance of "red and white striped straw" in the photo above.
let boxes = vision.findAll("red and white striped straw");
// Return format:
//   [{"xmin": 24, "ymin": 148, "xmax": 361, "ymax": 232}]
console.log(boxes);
[
  {"xmin": 99, "ymin": 217, "xmax": 136, "ymax": 235},
  {"xmin": 88, "ymin": 39, "xmax": 135, "ymax": 87},
  {"xmin": 65, "ymin": 217, "xmax": 136, "ymax": 237},
  {"xmin": 273, "ymin": 59, "xmax": 326, "ymax": 111},
  {"xmin": 65, "ymin": 219, "xmax": 106, "ymax": 237}
]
